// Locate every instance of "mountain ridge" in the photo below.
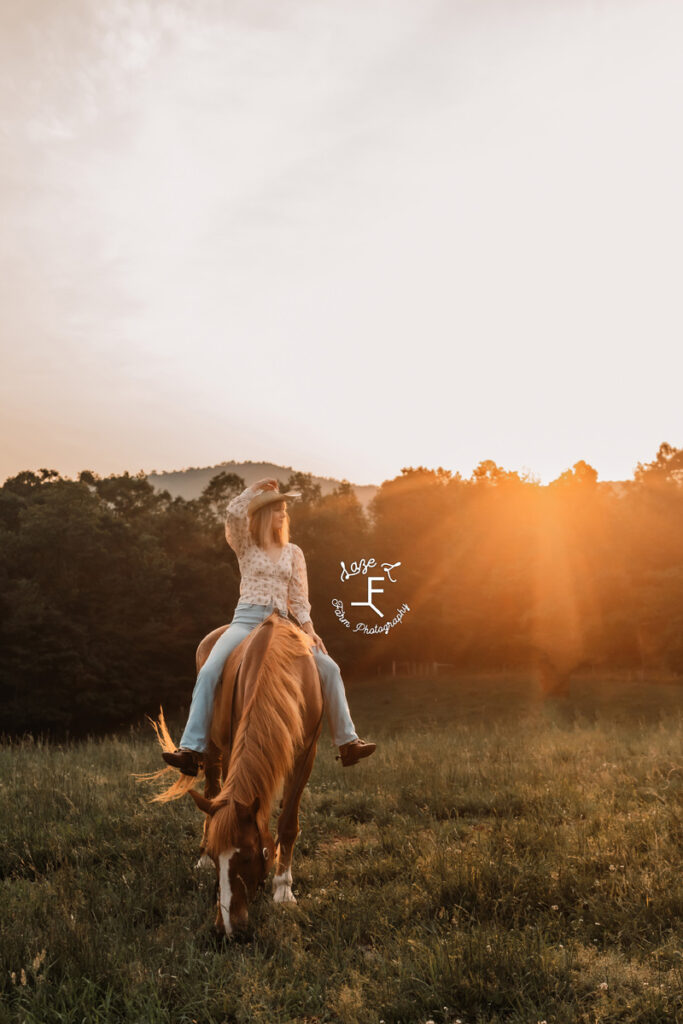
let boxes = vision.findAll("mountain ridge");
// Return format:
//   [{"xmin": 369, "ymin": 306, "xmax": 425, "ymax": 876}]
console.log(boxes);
[{"xmin": 146, "ymin": 460, "xmax": 379, "ymax": 507}]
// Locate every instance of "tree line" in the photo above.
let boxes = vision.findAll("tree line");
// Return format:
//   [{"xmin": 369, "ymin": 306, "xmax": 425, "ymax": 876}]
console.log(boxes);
[{"xmin": 0, "ymin": 442, "xmax": 681, "ymax": 736}]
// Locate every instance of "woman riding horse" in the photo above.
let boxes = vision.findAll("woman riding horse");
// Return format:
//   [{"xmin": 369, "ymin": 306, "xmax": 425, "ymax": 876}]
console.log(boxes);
[
  {"xmin": 146, "ymin": 608, "xmax": 328, "ymax": 934},
  {"xmin": 162, "ymin": 477, "xmax": 376, "ymax": 775}
]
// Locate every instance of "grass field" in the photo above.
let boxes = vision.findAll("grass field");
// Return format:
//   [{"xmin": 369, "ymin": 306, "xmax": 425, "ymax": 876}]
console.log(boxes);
[{"xmin": 1, "ymin": 674, "xmax": 682, "ymax": 1024}]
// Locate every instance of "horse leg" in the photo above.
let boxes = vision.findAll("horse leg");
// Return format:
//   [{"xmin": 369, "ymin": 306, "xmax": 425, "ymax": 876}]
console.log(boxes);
[
  {"xmin": 195, "ymin": 740, "xmax": 221, "ymax": 870},
  {"xmin": 273, "ymin": 746, "xmax": 317, "ymax": 904}
]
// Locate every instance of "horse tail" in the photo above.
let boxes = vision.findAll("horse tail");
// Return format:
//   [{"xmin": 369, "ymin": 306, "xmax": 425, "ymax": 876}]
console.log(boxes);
[{"xmin": 134, "ymin": 706, "xmax": 204, "ymax": 802}]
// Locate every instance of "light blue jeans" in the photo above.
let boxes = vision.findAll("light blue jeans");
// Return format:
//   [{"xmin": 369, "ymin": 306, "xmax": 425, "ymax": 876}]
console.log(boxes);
[{"xmin": 179, "ymin": 601, "xmax": 359, "ymax": 753}]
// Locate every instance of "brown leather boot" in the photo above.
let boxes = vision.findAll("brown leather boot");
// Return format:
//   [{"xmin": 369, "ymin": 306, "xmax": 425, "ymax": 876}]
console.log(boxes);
[
  {"xmin": 337, "ymin": 738, "xmax": 376, "ymax": 767},
  {"xmin": 161, "ymin": 748, "xmax": 202, "ymax": 777}
]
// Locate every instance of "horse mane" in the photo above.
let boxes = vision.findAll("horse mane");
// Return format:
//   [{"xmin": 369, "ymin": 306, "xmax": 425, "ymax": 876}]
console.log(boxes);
[{"xmin": 206, "ymin": 616, "xmax": 315, "ymax": 857}]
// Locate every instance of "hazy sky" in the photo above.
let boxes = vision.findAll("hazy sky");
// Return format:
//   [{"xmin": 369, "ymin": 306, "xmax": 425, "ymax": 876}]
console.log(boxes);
[{"xmin": 1, "ymin": 0, "xmax": 681, "ymax": 485}]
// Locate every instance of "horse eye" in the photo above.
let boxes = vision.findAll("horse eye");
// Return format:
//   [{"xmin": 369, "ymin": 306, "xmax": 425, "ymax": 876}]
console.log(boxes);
[{"xmin": 262, "ymin": 847, "xmax": 269, "ymax": 860}]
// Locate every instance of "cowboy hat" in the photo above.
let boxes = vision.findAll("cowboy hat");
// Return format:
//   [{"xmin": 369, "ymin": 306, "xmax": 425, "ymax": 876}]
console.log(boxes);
[{"xmin": 248, "ymin": 488, "xmax": 302, "ymax": 515}]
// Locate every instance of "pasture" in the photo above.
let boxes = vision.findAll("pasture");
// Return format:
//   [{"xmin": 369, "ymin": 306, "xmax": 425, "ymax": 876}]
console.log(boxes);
[{"xmin": 1, "ymin": 674, "xmax": 681, "ymax": 1024}]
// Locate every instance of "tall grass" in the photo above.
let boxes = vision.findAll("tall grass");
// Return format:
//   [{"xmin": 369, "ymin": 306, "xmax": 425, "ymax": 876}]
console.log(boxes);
[{"xmin": 1, "ymin": 676, "xmax": 681, "ymax": 1023}]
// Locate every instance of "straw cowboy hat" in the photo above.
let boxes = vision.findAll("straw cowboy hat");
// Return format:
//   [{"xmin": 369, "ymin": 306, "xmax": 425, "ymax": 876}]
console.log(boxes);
[{"xmin": 247, "ymin": 487, "xmax": 301, "ymax": 515}]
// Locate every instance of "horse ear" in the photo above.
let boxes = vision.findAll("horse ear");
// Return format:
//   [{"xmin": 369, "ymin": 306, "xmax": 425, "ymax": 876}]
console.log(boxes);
[{"xmin": 188, "ymin": 789, "xmax": 216, "ymax": 815}]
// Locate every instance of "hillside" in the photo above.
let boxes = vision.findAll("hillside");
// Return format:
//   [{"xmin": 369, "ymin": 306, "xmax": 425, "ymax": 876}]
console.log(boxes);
[{"xmin": 146, "ymin": 460, "xmax": 378, "ymax": 508}]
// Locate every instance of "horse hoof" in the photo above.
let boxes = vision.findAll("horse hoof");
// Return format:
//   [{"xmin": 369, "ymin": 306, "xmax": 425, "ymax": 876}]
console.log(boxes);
[
  {"xmin": 272, "ymin": 870, "xmax": 296, "ymax": 904},
  {"xmin": 273, "ymin": 886, "xmax": 297, "ymax": 904},
  {"xmin": 195, "ymin": 854, "xmax": 213, "ymax": 870}
]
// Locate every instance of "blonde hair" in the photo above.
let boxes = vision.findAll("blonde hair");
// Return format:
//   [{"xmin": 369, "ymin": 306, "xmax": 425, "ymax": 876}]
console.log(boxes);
[{"xmin": 248, "ymin": 500, "xmax": 290, "ymax": 549}]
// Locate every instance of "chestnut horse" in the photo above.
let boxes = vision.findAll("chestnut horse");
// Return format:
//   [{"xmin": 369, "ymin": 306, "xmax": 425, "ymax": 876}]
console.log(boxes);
[{"xmin": 144, "ymin": 612, "xmax": 323, "ymax": 936}]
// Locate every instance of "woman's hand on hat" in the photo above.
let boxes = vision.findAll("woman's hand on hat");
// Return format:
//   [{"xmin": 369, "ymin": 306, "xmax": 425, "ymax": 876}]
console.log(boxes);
[{"xmin": 253, "ymin": 477, "xmax": 279, "ymax": 491}]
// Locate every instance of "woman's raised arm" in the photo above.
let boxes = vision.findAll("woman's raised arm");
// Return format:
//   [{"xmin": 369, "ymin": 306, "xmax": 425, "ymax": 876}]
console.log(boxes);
[
  {"xmin": 224, "ymin": 478, "xmax": 279, "ymax": 555},
  {"xmin": 224, "ymin": 484, "xmax": 258, "ymax": 555}
]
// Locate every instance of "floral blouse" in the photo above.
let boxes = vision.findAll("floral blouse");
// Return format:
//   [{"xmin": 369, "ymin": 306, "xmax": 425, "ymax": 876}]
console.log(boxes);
[{"xmin": 224, "ymin": 484, "xmax": 312, "ymax": 626}]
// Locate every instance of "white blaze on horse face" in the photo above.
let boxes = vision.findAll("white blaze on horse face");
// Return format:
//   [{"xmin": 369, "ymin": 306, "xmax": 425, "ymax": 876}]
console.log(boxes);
[{"xmin": 218, "ymin": 849, "xmax": 237, "ymax": 935}]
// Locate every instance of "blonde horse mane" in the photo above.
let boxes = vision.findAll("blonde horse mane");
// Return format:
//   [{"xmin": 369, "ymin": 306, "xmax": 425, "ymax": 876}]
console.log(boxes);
[
  {"xmin": 139, "ymin": 616, "xmax": 316, "ymax": 829},
  {"xmin": 206, "ymin": 616, "xmax": 313, "ymax": 857}
]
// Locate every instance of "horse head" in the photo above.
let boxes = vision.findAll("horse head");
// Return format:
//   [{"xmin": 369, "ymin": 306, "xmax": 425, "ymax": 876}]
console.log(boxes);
[{"xmin": 189, "ymin": 790, "xmax": 276, "ymax": 936}]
